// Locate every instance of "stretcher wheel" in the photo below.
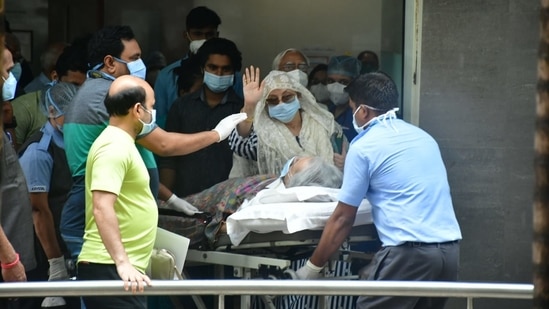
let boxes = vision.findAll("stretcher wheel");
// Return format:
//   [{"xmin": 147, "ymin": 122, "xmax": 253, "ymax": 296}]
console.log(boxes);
[{"xmin": 283, "ymin": 269, "xmax": 298, "ymax": 280}]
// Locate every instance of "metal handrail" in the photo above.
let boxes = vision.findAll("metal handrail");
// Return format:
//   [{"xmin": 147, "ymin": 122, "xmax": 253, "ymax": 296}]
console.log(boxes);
[{"xmin": 0, "ymin": 280, "xmax": 532, "ymax": 299}]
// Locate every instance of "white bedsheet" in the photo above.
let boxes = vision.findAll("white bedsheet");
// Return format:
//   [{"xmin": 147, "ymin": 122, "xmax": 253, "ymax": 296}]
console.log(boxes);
[{"xmin": 226, "ymin": 186, "xmax": 373, "ymax": 246}]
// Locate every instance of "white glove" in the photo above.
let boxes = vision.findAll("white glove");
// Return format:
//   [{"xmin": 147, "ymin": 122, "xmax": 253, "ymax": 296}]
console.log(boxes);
[
  {"xmin": 48, "ymin": 256, "xmax": 69, "ymax": 281},
  {"xmin": 295, "ymin": 260, "xmax": 324, "ymax": 280},
  {"xmin": 166, "ymin": 194, "xmax": 202, "ymax": 215},
  {"xmin": 41, "ymin": 256, "xmax": 69, "ymax": 308},
  {"xmin": 212, "ymin": 113, "xmax": 247, "ymax": 142}
]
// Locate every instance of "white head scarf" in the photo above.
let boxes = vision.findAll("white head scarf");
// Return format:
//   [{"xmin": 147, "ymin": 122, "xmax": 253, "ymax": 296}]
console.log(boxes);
[{"xmin": 253, "ymin": 70, "xmax": 341, "ymax": 175}]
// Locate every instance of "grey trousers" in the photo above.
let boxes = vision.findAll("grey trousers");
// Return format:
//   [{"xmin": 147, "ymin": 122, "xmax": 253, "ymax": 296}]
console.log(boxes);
[{"xmin": 356, "ymin": 241, "xmax": 460, "ymax": 309}]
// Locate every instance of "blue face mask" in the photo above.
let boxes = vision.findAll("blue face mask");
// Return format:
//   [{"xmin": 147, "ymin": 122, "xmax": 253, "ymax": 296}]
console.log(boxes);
[
  {"xmin": 11, "ymin": 62, "xmax": 22, "ymax": 81},
  {"xmin": 114, "ymin": 57, "xmax": 147, "ymax": 80},
  {"xmin": 280, "ymin": 156, "xmax": 296, "ymax": 178},
  {"xmin": 268, "ymin": 97, "xmax": 300, "ymax": 123},
  {"xmin": 203, "ymin": 71, "xmax": 234, "ymax": 93}
]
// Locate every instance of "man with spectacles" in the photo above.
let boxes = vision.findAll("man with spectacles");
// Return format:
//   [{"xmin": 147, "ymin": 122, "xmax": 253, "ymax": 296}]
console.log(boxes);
[
  {"xmin": 326, "ymin": 55, "xmax": 362, "ymax": 141},
  {"xmin": 272, "ymin": 48, "xmax": 310, "ymax": 87}
]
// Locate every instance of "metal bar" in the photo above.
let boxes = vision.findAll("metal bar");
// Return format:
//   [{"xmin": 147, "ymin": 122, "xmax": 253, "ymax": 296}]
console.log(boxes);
[
  {"xmin": 467, "ymin": 296, "xmax": 473, "ymax": 309},
  {"xmin": 0, "ymin": 280, "xmax": 532, "ymax": 299},
  {"xmin": 186, "ymin": 249, "xmax": 291, "ymax": 270}
]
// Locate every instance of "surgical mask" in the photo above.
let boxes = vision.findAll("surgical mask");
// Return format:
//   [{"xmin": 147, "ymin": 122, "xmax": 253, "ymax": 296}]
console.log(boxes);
[
  {"xmin": 268, "ymin": 97, "xmax": 300, "ymax": 123},
  {"xmin": 189, "ymin": 39, "xmax": 206, "ymax": 54},
  {"xmin": 280, "ymin": 156, "xmax": 296, "ymax": 178},
  {"xmin": 2, "ymin": 72, "xmax": 18, "ymax": 101},
  {"xmin": 11, "ymin": 62, "xmax": 22, "ymax": 81},
  {"xmin": 353, "ymin": 105, "xmax": 400, "ymax": 134},
  {"xmin": 327, "ymin": 82, "xmax": 350, "ymax": 106},
  {"xmin": 114, "ymin": 57, "xmax": 147, "ymax": 80},
  {"xmin": 352, "ymin": 105, "xmax": 367, "ymax": 134},
  {"xmin": 203, "ymin": 71, "xmax": 234, "ymax": 93},
  {"xmin": 138, "ymin": 104, "xmax": 157, "ymax": 136},
  {"xmin": 287, "ymin": 69, "xmax": 308, "ymax": 87},
  {"xmin": 310, "ymin": 84, "xmax": 330, "ymax": 103}
]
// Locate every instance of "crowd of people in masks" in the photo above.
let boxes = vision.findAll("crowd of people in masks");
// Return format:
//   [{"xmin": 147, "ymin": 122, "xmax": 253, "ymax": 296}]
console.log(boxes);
[{"xmin": 0, "ymin": 5, "xmax": 461, "ymax": 309}]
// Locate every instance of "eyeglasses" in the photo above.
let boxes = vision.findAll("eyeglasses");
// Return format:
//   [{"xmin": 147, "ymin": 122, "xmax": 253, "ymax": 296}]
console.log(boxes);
[
  {"xmin": 266, "ymin": 93, "xmax": 297, "ymax": 106},
  {"xmin": 281, "ymin": 63, "xmax": 309, "ymax": 73}
]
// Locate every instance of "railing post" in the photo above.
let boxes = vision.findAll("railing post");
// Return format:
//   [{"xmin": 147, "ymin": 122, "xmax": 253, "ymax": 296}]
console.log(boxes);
[
  {"xmin": 466, "ymin": 297, "xmax": 473, "ymax": 309},
  {"xmin": 218, "ymin": 294, "xmax": 225, "ymax": 309}
]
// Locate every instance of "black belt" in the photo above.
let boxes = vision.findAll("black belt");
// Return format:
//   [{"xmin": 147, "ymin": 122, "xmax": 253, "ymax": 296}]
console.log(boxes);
[{"xmin": 400, "ymin": 240, "xmax": 459, "ymax": 248}]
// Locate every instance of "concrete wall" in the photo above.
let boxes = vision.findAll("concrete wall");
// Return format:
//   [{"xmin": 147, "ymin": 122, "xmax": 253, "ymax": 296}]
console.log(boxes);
[{"xmin": 420, "ymin": 0, "xmax": 536, "ymax": 308}]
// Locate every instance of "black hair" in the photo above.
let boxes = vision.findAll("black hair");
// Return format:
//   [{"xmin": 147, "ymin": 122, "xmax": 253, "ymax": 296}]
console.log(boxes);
[
  {"xmin": 357, "ymin": 50, "xmax": 379, "ymax": 64},
  {"xmin": 186, "ymin": 6, "xmax": 221, "ymax": 30},
  {"xmin": 308, "ymin": 64, "xmax": 328, "ymax": 81},
  {"xmin": 196, "ymin": 37, "xmax": 242, "ymax": 72},
  {"xmin": 55, "ymin": 44, "xmax": 89, "ymax": 77},
  {"xmin": 175, "ymin": 56, "xmax": 202, "ymax": 95},
  {"xmin": 87, "ymin": 25, "xmax": 135, "ymax": 69},
  {"xmin": 104, "ymin": 85, "xmax": 146, "ymax": 117},
  {"xmin": 345, "ymin": 72, "xmax": 398, "ymax": 113}
]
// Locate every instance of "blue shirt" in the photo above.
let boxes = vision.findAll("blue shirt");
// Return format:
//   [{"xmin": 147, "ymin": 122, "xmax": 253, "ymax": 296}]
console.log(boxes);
[
  {"xmin": 19, "ymin": 122, "xmax": 63, "ymax": 193},
  {"xmin": 154, "ymin": 58, "xmax": 245, "ymax": 129},
  {"xmin": 338, "ymin": 118, "xmax": 462, "ymax": 246},
  {"xmin": 330, "ymin": 105, "xmax": 357, "ymax": 142}
]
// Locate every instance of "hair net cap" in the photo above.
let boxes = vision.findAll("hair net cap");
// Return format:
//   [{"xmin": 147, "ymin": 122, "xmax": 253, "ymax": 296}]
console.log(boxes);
[
  {"xmin": 42, "ymin": 82, "xmax": 79, "ymax": 118},
  {"xmin": 327, "ymin": 55, "xmax": 362, "ymax": 78}
]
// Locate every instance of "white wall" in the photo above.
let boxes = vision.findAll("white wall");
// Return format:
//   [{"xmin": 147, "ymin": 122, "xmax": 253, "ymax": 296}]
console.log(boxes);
[{"xmin": 195, "ymin": 0, "xmax": 383, "ymax": 75}]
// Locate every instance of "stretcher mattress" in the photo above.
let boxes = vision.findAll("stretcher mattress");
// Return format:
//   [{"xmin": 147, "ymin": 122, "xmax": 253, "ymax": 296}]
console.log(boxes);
[{"xmin": 226, "ymin": 186, "xmax": 373, "ymax": 246}]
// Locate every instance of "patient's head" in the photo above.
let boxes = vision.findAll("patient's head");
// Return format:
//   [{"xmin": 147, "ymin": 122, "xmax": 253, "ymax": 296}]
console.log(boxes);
[{"xmin": 283, "ymin": 156, "xmax": 343, "ymax": 188}]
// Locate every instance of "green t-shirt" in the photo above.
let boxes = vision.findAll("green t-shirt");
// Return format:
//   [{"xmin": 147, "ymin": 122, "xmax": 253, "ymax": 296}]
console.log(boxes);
[
  {"xmin": 12, "ymin": 90, "xmax": 47, "ymax": 146},
  {"xmin": 79, "ymin": 126, "xmax": 158, "ymax": 273}
]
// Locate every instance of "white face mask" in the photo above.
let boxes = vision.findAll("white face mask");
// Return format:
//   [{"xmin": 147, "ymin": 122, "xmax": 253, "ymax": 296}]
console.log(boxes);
[
  {"xmin": 138, "ymin": 105, "xmax": 157, "ymax": 136},
  {"xmin": 189, "ymin": 39, "xmax": 206, "ymax": 54},
  {"xmin": 309, "ymin": 84, "xmax": 330, "ymax": 103},
  {"xmin": 2, "ymin": 72, "xmax": 18, "ymax": 101},
  {"xmin": 287, "ymin": 69, "xmax": 308, "ymax": 87},
  {"xmin": 327, "ymin": 82, "xmax": 350, "ymax": 106},
  {"xmin": 352, "ymin": 105, "xmax": 366, "ymax": 134}
]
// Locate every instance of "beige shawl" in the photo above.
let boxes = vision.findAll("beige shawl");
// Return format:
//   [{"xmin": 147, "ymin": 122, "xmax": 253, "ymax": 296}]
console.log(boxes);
[{"xmin": 254, "ymin": 70, "xmax": 341, "ymax": 175}]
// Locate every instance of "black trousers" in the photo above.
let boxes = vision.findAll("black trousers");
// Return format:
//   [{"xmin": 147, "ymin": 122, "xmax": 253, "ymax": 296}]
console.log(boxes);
[
  {"xmin": 357, "ymin": 241, "xmax": 460, "ymax": 309},
  {"xmin": 78, "ymin": 262, "xmax": 147, "ymax": 309}
]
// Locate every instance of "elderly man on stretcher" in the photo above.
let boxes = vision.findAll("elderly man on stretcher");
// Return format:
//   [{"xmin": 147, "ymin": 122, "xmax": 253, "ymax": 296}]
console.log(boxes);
[{"xmin": 157, "ymin": 155, "xmax": 367, "ymax": 248}]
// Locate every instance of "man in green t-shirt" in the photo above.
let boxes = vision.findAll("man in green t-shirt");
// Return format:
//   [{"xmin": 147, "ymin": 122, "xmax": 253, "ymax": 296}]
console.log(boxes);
[{"xmin": 78, "ymin": 75, "xmax": 158, "ymax": 309}]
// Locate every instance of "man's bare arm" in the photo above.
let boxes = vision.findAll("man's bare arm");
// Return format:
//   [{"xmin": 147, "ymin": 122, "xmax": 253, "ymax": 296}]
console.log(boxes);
[
  {"xmin": 30, "ymin": 192, "xmax": 63, "ymax": 259},
  {"xmin": 309, "ymin": 202, "xmax": 357, "ymax": 267},
  {"xmin": 137, "ymin": 128, "xmax": 219, "ymax": 157}
]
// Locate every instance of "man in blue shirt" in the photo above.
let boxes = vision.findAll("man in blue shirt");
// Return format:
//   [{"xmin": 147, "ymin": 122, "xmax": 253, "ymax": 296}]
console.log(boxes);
[{"xmin": 296, "ymin": 72, "xmax": 462, "ymax": 309}]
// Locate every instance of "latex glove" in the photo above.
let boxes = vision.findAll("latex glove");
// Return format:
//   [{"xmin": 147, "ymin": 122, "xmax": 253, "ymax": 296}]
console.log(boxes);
[
  {"xmin": 48, "ymin": 256, "xmax": 69, "ymax": 281},
  {"xmin": 166, "ymin": 194, "xmax": 202, "ymax": 215},
  {"xmin": 41, "ymin": 256, "xmax": 69, "ymax": 308},
  {"xmin": 213, "ymin": 113, "xmax": 247, "ymax": 142},
  {"xmin": 295, "ymin": 260, "xmax": 324, "ymax": 280}
]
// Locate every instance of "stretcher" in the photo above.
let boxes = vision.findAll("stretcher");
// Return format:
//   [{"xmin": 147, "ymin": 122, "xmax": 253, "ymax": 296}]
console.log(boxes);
[{"xmin": 158, "ymin": 185, "xmax": 378, "ymax": 308}]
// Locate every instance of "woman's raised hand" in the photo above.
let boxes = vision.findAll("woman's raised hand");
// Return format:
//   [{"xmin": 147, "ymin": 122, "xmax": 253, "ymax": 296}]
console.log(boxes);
[{"xmin": 243, "ymin": 66, "xmax": 264, "ymax": 108}]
